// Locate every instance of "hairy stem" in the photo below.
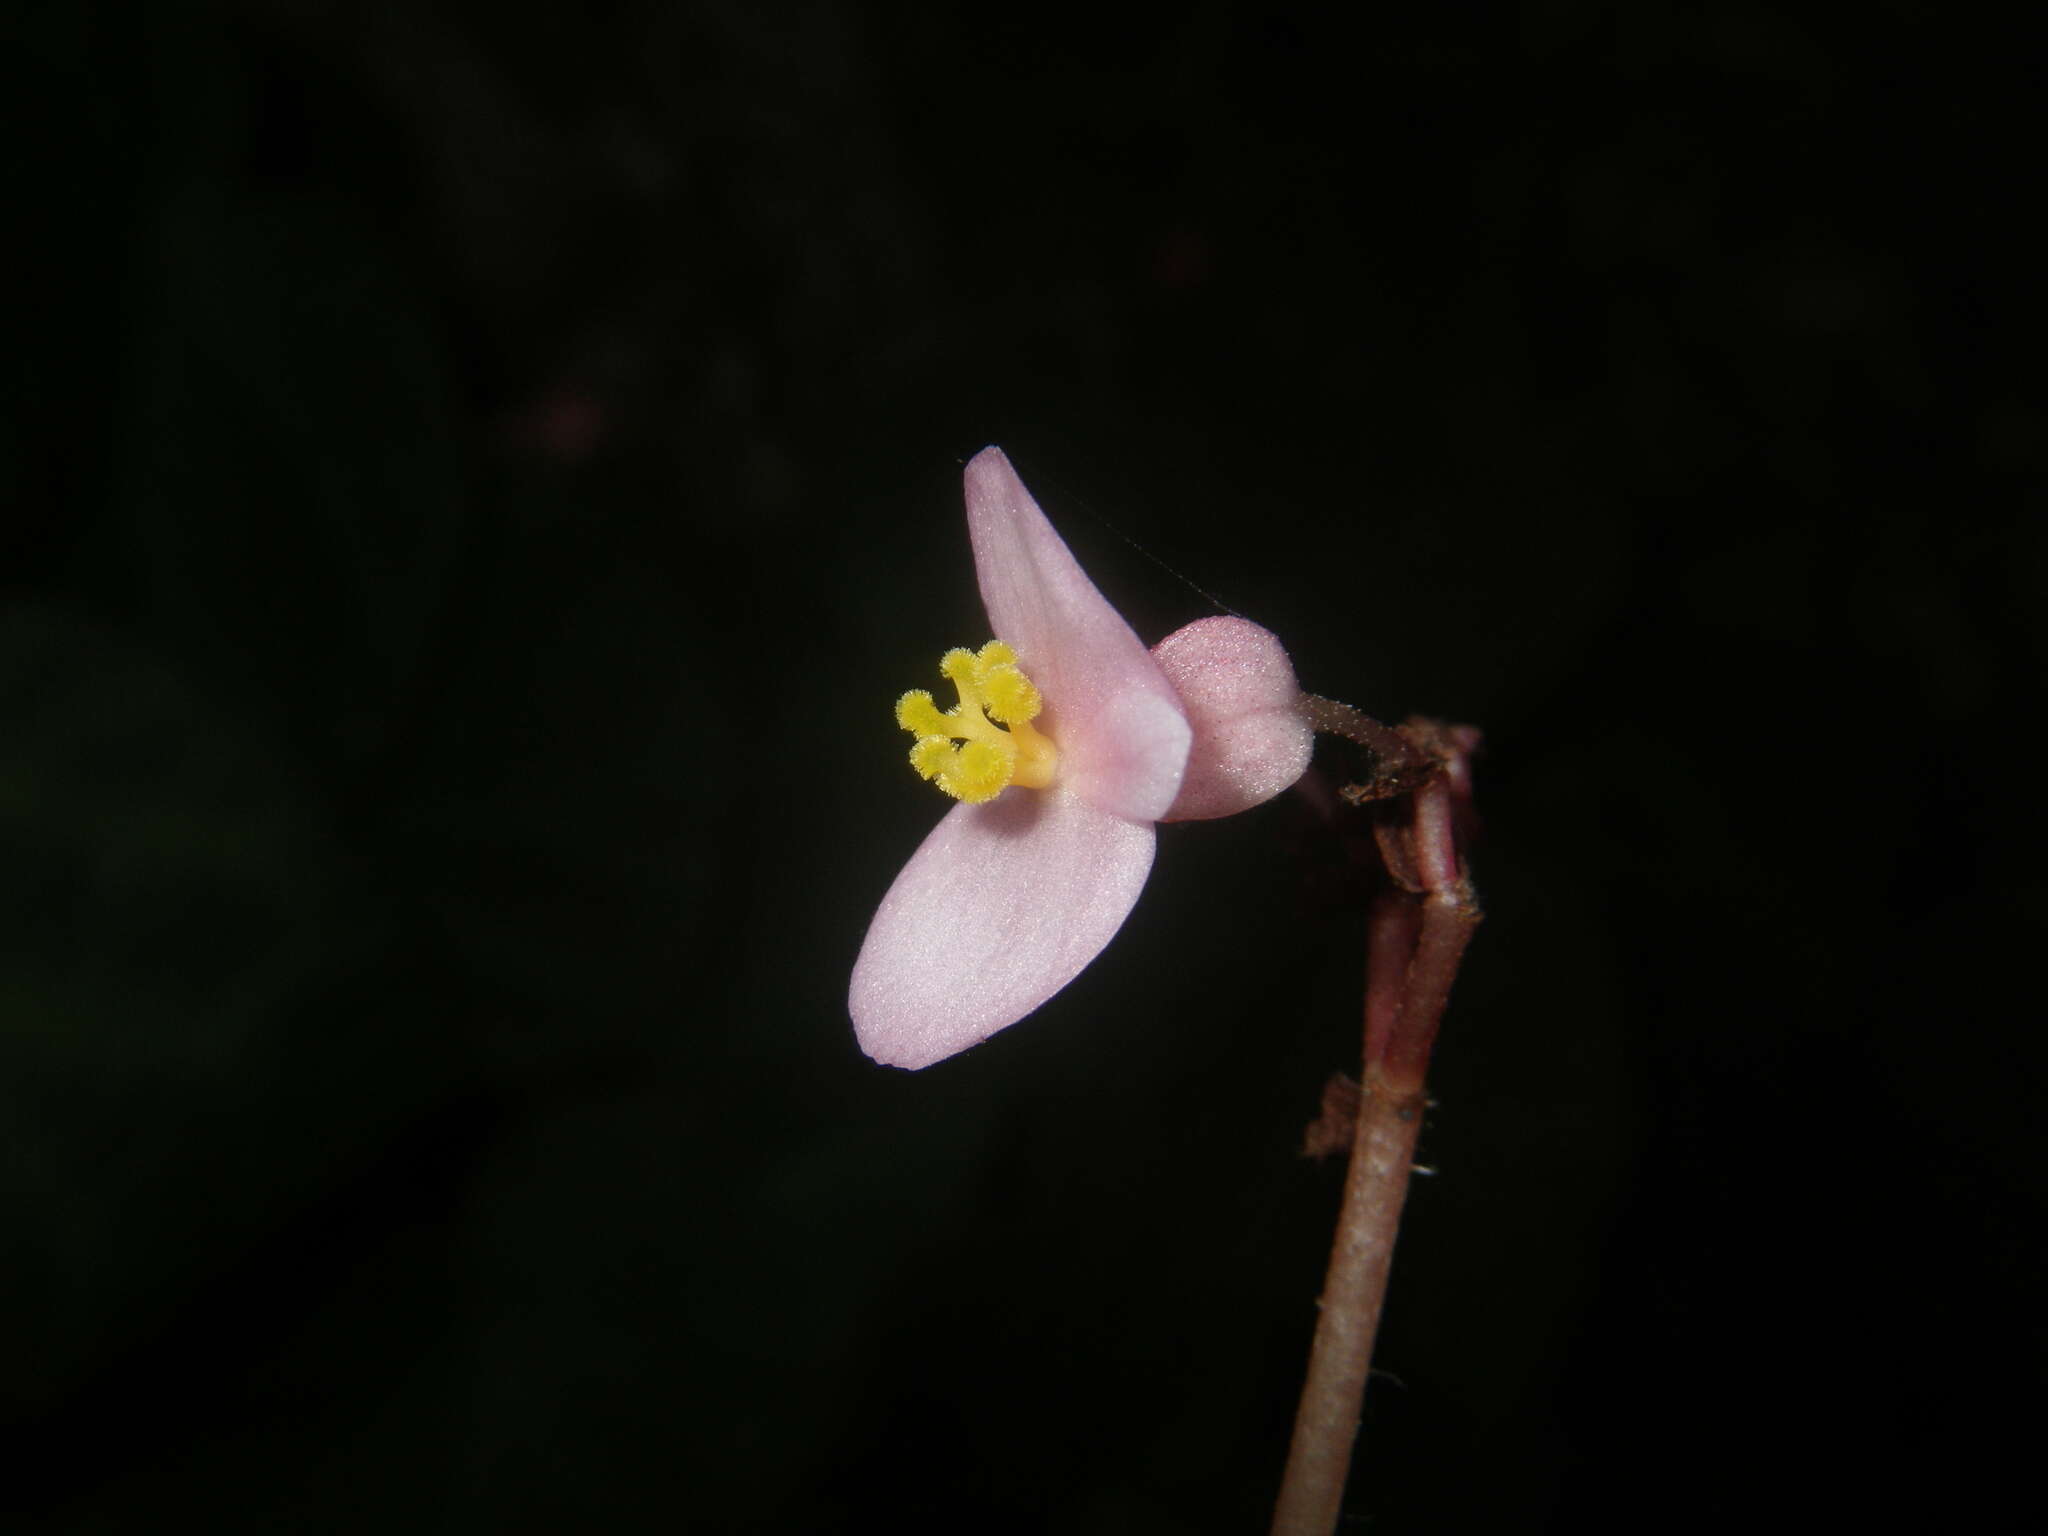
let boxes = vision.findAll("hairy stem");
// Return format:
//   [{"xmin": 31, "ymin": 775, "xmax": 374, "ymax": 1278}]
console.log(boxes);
[
  {"xmin": 1271, "ymin": 732, "xmax": 1481, "ymax": 1535},
  {"xmin": 1270, "ymin": 903, "xmax": 1427, "ymax": 1536}
]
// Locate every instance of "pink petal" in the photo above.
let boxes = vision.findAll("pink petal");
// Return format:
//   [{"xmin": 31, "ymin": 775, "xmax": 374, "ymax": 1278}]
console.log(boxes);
[
  {"xmin": 1153, "ymin": 616, "xmax": 1314, "ymax": 821},
  {"xmin": 849, "ymin": 788, "xmax": 1156, "ymax": 1069},
  {"xmin": 963, "ymin": 448, "xmax": 1191, "ymax": 823}
]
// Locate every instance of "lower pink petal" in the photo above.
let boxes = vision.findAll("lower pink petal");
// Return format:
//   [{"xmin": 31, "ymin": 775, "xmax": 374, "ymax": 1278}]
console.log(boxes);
[{"xmin": 849, "ymin": 789, "xmax": 1156, "ymax": 1069}]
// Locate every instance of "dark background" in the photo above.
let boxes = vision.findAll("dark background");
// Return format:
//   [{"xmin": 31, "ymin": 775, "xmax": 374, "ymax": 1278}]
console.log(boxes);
[{"xmin": 6, "ymin": 3, "xmax": 2040, "ymax": 1531}]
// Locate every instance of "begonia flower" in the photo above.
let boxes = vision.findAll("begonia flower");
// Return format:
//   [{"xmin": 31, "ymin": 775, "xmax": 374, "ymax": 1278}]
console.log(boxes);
[{"xmin": 850, "ymin": 448, "xmax": 1313, "ymax": 1069}]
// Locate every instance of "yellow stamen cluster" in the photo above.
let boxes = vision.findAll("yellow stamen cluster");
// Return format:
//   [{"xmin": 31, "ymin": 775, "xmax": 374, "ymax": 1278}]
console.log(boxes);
[{"xmin": 896, "ymin": 641, "xmax": 1057, "ymax": 803}]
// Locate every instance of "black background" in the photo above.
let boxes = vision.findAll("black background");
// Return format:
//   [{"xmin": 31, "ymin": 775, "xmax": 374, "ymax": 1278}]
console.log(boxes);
[{"xmin": 6, "ymin": 3, "xmax": 2040, "ymax": 1532}]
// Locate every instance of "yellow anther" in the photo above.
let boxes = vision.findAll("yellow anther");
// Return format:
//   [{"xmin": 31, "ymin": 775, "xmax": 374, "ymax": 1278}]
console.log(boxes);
[
  {"xmin": 909, "ymin": 736, "xmax": 955, "ymax": 780},
  {"xmin": 981, "ymin": 664, "xmax": 1041, "ymax": 725},
  {"xmin": 896, "ymin": 690, "xmax": 954, "ymax": 738},
  {"xmin": 893, "ymin": 641, "xmax": 1058, "ymax": 803},
  {"xmin": 945, "ymin": 739, "xmax": 1010, "ymax": 802}
]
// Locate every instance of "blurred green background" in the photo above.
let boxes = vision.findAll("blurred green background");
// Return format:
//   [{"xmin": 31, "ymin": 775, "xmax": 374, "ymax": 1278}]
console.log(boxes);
[{"xmin": 6, "ymin": 3, "xmax": 2039, "ymax": 1531}]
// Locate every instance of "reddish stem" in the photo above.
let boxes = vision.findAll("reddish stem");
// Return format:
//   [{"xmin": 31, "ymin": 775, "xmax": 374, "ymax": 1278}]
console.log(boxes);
[{"xmin": 1270, "ymin": 720, "xmax": 1481, "ymax": 1536}]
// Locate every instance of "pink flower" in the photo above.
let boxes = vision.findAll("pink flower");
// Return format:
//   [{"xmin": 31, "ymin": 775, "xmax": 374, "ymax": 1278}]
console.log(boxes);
[{"xmin": 849, "ymin": 448, "xmax": 1313, "ymax": 1069}]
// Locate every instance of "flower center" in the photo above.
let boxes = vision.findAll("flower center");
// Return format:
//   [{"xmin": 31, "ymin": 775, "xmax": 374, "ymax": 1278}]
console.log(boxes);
[{"xmin": 895, "ymin": 641, "xmax": 1058, "ymax": 803}]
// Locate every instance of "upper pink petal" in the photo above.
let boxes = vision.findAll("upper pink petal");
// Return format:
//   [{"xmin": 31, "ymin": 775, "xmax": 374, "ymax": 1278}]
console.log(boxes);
[
  {"xmin": 1153, "ymin": 616, "xmax": 1315, "ymax": 820},
  {"xmin": 849, "ymin": 788, "xmax": 1156, "ymax": 1070},
  {"xmin": 963, "ymin": 448, "xmax": 1190, "ymax": 823}
]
